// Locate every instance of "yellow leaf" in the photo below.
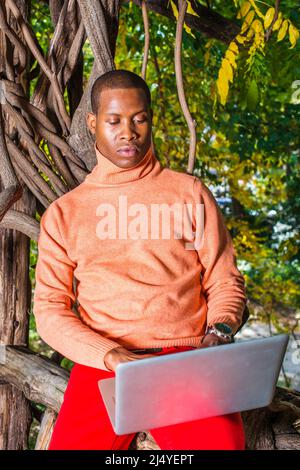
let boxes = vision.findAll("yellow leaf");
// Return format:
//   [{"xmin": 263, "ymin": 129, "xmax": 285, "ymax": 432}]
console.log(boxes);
[
  {"xmin": 184, "ymin": 23, "xmax": 196, "ymax": 38},
  {"xmin": 264, "ymin": 7, "xmax": 275, "ymax": 30},
  {"xmin": 222, "ymin": 58, "xmax": 233, "ymax": 83},
  {"xmin": 251, "ymin": 19, "xmax": 264, "ymax": 34},
  {"xmin": 205, "ymin": 39, "xmax": 213, "ymax": 49},
  {"xmin": 225, "ymin": 50, "xmax": 237, "ymax": 69},
  {"xmin": 240, "ymin": 1, "xmax": 251, "ymax": 18},
  {"xmin": 249, "ymin": 0, "xmax": 264, "ymax": 19},
  {"xmin": 253, "ymin": 33, "xmax": 263, "ymax": 48},
  {"xmin": 186, "ymin": 1, "xmax": 198, "ymax": 17},
  {"xmin": 289, "ymin": 23, "xmax": 300, "ymax": 49},
  {"xmin": 217, "ymin": 68, "xmax": 229, "ymax": 105},
  {"xmin": 236, "ymin": 34, "xmax": 247, "ymax": 44},
  {"xmin": 277, "ymin": 19, "xmax": 288, "ymax": 42},
  {"xmin": 246, "ymin": 27, "xmax": 255, "ymax": 40},
  {"xmin": 204, "ymin": 50, "xmax": 210, "ymax": 66},
  {"xmin": 229, "ymin": 41, "xmax": 239, "ymax": 54},
  {"xmin": 272, "ymin": 12, "xmax": 283, "ymax": 32},
  {"xmin": 241, "ymin": 10, "xmax": 255, "ymax": 33},
  {"xmin": 170, "ymin": 0, "xmax": 178, "ymax": 20}
]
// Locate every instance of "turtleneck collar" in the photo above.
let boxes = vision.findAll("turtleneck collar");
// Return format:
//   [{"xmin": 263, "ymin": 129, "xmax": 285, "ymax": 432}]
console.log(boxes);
[{"xmin": 84, "ymin": 140, "xmax": 162, "ymax": 186}]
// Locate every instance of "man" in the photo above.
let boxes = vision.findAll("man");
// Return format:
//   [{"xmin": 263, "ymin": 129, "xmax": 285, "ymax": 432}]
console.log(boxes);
[{"xmin": 33, "ymin": 69, "xmax": 248, "ymax": 450}]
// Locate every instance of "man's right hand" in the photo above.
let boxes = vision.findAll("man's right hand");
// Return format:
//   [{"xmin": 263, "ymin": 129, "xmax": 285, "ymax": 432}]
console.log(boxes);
[{"xmin": 104, "ymin": 346, "xmax": 156, "ymax": 372}]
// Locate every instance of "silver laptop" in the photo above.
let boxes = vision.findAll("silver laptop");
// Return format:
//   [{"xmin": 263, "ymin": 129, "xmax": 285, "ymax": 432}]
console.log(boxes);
[{"xmin": 98, "ymin": 334, "xmax": 289, "ymax": 435}]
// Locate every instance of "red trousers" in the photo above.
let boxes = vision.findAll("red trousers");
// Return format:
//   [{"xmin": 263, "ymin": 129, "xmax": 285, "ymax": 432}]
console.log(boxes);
[{"xmin": 48, "ymin": 346, "xmax": 245, "ymax": 450}]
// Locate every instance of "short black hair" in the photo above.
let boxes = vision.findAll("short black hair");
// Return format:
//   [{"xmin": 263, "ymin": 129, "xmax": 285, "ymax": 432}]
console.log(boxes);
[{"xmin": 91, "ymin": 69, "xmax": 151, "ymax": 115}]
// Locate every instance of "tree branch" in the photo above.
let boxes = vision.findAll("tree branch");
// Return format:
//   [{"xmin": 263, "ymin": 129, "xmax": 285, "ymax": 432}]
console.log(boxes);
[
  {"xmin": 6, "ymin": 0, "xmax": 71, "ymax": 131},
  {"xmin": 0, "ymin": 209, "xmax": 40, "ymax": 240},
  {"xmin": 131, "ymin": 0, "xmax": 240, "ymax": 44},
  {"xmin": 0, "ymin": 99, "xmax": 22, "ymax": 221},
  {"xmin": 141, "ymin": 0, "xmax": 150, "ymax": 80},
  {"xmin": 175, "ymin": 1, "xmax": 196, "ymax": 174}
]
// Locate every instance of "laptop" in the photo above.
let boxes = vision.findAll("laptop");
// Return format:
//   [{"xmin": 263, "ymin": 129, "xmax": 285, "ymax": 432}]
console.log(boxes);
[{"xmin": 98, "ymin": 334, "xmax": 289, "ymax": 435}]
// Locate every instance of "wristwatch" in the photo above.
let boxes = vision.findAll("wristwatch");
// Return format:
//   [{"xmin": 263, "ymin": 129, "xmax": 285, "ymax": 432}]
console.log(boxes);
[{"xmin": 205, "ymin": 322, "xmax": 234, "ymax": 342}]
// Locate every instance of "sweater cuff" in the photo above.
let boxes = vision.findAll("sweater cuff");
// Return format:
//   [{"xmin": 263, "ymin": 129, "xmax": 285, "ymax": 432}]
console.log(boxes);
[
  {"xmin": 206, "ymin": 316, "xmax": 243, "ymax": 336},
  {"xmin": 85, "ymin": 337, "xmax": 122, "ymax": 371}
]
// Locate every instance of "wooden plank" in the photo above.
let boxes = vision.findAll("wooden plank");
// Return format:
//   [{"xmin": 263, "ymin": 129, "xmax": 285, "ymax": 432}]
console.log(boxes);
[{"xmin": 35, "ymin": 408, "xmax": 57, "ymax": 450}]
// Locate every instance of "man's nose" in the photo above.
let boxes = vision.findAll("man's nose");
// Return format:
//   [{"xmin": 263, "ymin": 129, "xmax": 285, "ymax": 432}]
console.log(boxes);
[{"xmin": 120, "ymin": 121, "xmax": 137, "ymax": 140}]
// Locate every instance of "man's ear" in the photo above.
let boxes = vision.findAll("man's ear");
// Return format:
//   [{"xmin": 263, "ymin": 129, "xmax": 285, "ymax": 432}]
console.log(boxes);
[{"xmin": 86, "ymin": 112, "xmax": 96, "ymax": 134}]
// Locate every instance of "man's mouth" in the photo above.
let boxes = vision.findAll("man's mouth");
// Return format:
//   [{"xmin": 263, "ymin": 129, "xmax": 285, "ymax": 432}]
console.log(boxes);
[{"xmin": 117, "ymin": 145, "xmax": 139, "ymax": 157}]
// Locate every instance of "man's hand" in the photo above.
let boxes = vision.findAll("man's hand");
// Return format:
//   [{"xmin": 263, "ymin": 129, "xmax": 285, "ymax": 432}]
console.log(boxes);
[
  {"xmin": 199, "ymin": 332, "xmax": 233, "ymax": 348},
  {"xmin": 104, "ymin": 346, "xmax": 156, "ymax": 372},
  {"xmin": 104, "ymin": 334, "xmax": 233, "ymax": 371}
]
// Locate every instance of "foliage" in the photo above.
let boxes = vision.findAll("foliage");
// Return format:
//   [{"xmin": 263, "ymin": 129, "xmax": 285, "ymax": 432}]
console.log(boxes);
[{"xmin": 215, "ymin": 1, "xmax": 300, "ymax": 108}]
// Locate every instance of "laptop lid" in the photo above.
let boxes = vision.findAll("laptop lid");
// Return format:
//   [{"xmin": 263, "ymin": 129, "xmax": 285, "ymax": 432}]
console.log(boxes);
[{"xmin": 99, "ymin": 334, "xmax": 289, "ymax": 435}]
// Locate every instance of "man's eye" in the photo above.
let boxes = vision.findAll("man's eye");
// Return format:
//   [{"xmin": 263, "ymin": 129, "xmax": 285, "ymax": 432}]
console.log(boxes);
[{"xmin": 107, "ymin": 118, "xmax": 146, "ymax": 125}]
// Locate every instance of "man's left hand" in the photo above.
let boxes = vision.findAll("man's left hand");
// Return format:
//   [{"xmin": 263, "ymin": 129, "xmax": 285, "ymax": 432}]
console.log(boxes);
[{"xmin": 199, "ymin": 332, "xmax": 233, "ymax": 348}]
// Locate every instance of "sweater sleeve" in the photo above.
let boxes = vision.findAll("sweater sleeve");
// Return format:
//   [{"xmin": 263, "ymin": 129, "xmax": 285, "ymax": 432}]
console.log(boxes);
[
  {"xmin": 193, "ymin": 177, "xmax": 248, "ymax": 334},
  {"xmin": 33, "ymin": 202, "xmax": 121, "ymax": 371}
]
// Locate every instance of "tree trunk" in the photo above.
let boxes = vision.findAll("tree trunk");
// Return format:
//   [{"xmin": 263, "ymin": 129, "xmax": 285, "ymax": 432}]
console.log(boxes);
[
  {"xmin": 0, "ymin": 0, "xmax": 34, "ymax": 450},
  {"xmin": 68, "ymin": 0, "xmax": 120, "ymax": 169}
]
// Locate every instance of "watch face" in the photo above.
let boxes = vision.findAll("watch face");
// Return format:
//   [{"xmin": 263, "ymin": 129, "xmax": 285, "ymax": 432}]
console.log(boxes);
[{"xmin": 214, "ymin": 322, "xmax": 233, "ymax": 335}]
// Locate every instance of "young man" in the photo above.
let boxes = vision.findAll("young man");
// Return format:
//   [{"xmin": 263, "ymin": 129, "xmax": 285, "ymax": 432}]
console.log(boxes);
[{"xmin": 33, "ymin": 70, "xmax": 248, "ymax": 450}]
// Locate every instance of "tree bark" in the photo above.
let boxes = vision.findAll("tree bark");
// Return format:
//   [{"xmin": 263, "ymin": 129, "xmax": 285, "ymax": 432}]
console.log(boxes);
[
  {"xmin": 68, "ymin": 0, "xmax": 120, "ymax": 170},
  {"xmin": 0, "ymin": 0, "xmax": 34, "ymax": 450},
  {"xmin": 34, "ymin": 408, "xmax": 57, "ymax": 450},
  {"xmin": 0, "ymin": 346, "xmax": 69, "ymax": 413}
]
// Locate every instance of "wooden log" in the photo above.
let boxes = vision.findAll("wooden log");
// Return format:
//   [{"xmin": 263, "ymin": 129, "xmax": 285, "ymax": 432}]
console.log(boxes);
[
  {"xmin": 241, "ymin": 387, "xmax": 300, "ymax": 450},
  {"xmin": 0, "ymin": 0, "xmax": 35, "ymax": 448},
  {"xmin": 0, "ymin": 138, "xmax": 35, "ymax": 451},
  {"xmin": 0, "ymin": 346, "xmax": 69, "ymax": 413},
  {"xmin": 0, "ymin": 384, "xmax": 32, "ymax": 450},
  {"xmin": 35, "ymin": 408, "xmax": 57, "ymax": 450},
  {"xmin": 128, "ymin": 431, "xmax": 160, "ymax": 450}
]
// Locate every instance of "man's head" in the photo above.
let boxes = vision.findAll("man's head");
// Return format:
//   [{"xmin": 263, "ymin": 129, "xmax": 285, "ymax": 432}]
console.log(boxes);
[{"xmin": 87, "ymin": 70, "xmax": 153, "ymax": 168}]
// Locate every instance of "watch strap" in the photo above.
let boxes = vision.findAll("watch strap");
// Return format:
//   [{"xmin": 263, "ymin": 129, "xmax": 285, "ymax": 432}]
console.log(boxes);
[{"xmin": 205, "ymin": 324, "xmax": 234, "ymax": 342}]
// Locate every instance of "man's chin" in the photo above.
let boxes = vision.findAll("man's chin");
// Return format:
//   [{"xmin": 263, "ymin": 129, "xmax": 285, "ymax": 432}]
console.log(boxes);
[
  {"xmin": 113, "ymin": 149, "xmax": 149, "ymax": 167},
  {"xmin": 114, "ymin": 156, "xmax": 143, "ymax": 168}
]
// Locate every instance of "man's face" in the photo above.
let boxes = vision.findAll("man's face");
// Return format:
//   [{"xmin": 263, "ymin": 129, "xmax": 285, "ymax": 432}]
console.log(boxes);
[{"xmin": 87, "ymin": 87, "xmax": 153, "ymax": 168}]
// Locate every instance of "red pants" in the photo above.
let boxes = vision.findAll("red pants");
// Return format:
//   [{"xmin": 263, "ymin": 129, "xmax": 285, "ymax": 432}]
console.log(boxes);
[{"xmin": 48, "ymin": 346, "xmax": 245, "ymax": 450}]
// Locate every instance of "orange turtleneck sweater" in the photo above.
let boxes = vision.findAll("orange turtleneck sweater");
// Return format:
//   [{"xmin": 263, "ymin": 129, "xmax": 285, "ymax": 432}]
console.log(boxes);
[{"xmin": 33, "ymin": 142, "xmax": 247, "ymax": 371}]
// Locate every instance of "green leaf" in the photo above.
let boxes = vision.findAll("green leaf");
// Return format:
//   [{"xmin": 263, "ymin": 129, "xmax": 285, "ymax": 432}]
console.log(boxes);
[{"xmin": 246, "ymin": 79, "xmax": 259, "ymax": 111}]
